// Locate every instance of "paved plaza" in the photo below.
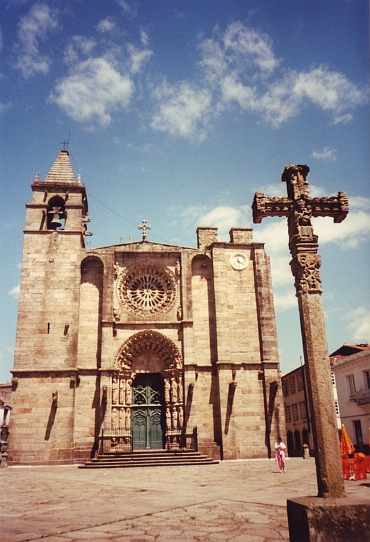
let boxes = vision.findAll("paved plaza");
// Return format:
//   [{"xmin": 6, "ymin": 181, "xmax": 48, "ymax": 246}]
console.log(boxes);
[{"xmin": 1, "ymin": 458, "xmax": 369, "ymax": 541}]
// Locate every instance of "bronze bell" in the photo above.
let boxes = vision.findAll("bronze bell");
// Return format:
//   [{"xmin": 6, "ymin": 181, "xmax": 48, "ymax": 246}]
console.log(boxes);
[{"xmin": 49, "ymin": 213, "xmax": 62, "ymax": 229}]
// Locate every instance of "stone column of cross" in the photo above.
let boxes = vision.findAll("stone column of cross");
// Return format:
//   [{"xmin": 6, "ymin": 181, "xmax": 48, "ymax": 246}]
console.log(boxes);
[{"xmin": 252, "ymin": 164, "xmax": 349, "ymax": 498}]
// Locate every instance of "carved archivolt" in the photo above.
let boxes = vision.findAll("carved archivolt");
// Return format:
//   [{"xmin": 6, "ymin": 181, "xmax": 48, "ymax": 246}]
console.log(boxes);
[
  {"xmin": 115, "ymin": 262, "xmax": 177, "ymax": 320},
  {"xmin": 114, "ymin": 330, "xmax": 183, "ymax": 371}
]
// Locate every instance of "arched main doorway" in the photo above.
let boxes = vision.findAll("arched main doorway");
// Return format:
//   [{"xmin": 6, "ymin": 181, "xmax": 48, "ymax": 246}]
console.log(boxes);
[
  {"xmin": 131, "ymin": 373, "xmax": 165, "ymax": 450},
  {"xmin": 107, "ymin": 330, "xmax": 184, "ymax": 452}
]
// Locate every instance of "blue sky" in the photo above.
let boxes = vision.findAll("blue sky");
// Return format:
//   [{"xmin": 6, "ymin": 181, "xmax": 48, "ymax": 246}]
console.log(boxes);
[{"xmin": 0, "ymin": 0, "xmax": 369, "ymax": 383}]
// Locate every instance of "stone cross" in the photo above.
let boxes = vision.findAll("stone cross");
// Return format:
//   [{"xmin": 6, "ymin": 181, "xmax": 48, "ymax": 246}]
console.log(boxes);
[
  {"xmin": 252, "ymin": 164, "xmax": 349, "ymax": 498},
  {"xmin": 138, "ymin": 219, "xmax": 151, "ymax": 242}
]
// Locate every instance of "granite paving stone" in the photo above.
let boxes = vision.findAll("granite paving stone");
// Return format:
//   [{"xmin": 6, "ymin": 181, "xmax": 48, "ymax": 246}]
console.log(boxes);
[{"xmin": 1, "ymin": 458, "xmax": 369, "ymax": 541}]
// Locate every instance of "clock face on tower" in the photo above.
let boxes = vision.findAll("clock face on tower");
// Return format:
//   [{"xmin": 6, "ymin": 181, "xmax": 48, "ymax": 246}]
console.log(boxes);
[{"xmin": 230, "ymin": 253, "xmax": 247, "ymax": 270}]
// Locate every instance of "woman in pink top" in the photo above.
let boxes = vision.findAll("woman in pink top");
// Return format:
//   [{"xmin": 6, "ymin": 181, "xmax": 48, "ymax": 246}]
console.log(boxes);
[{"xmin": 275, "ymin": 437, "xmax": 286, "ymax": 473}]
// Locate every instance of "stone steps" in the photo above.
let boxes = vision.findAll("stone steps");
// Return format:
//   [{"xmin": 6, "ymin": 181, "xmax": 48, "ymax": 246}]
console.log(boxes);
[{"xmin": 79, "ymin": 449, "xmax": 219, "ymax": 469}]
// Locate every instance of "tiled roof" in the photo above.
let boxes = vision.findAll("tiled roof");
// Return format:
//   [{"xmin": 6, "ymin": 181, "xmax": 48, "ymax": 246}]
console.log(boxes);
[
  {"xmin": 329, "ymin": 343, "xmax": 370, "ymax": 359},
  {"xmin": 44, "ymin": 150, "xmax": 76, "ymax": 183}
]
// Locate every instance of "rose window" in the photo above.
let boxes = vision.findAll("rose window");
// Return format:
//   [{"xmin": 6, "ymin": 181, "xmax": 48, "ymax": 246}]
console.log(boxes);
[{"xmin": 117, "ymin": 264, "xmax": 177, "ymax": 317}]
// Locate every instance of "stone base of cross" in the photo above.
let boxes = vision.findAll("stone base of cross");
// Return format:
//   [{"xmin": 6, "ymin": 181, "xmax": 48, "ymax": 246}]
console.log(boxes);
[{"xmin": 252, "ymin": 164, "xmax": 348, "ymax": 498}]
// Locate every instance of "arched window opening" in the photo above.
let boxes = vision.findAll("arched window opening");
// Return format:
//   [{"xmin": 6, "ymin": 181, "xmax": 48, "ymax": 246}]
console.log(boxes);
[{"xmin": 47, "ymin": 196, "xmax": 66, "ymax": 230}]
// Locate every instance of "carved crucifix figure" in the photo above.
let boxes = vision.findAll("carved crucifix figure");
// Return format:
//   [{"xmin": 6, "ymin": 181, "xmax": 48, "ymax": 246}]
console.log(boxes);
[{"xmin": 252, "ymin": 164, "xmax": 348, "ymax": 498}]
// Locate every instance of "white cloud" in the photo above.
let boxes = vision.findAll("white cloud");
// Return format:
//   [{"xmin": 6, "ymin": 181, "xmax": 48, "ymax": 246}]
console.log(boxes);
[
  {"xmin": 223, "ymin": 22, "xmax": 280, "ymax": 74},
  {"xmin": 127, "ymin": 44, "xmax": 153, "ymax": 74},
  {"xmin": 8, "ymin": 284, "xmax": 20, "ymax": 298},
  {"xmin": 199, "ymin": 37, "xmax": 228, "ymax": 83},
  {"xmin": 196, "ymin": 23, "xmax": 367, "ymax": 131},
  {"xmin": 196, "ymin": 205, "xmax": 248, "ymax": 237},
  {"xmin": 64, "ymin": 36, "xmax": 96, "ymax": 65},
  {"xmin": 252, "ymin": 218, "xmax": 289, "ymax": 254},
  {"xmin": 96, "ymin": 17, "xmax": 117, "ymax": 34},
  {"xmin": 348, "ymin": 196, "xmax": 370, "ymax": 212},
  {"xmin": 344, "ymin": 307, "xmax": 370, "ymax": 343},
  {"xmin": 50, "ymin": 27, "xmax": 152, "ymax": 126},
  {"xmin": 292, "ymin": 68, "xmax": 365, "ymax": 121},
  {"xmin": 140, "ymin": 30, "xmax": 149, "ymax": 47},
  {"xmin": 50, "ymin": 57, "xmax": 134, "ymax": 126},
  {"xmin": 174, "ymin": 204, "xmax": 209, "ymax": 227},
  {"xmin": 151, "ymin": 81, "xmax": 212, "ymax": 141},
  {"xmin": 273, "ymin": 290, "xmax": 297, "ymax": 312},
  {"xmin": 220, "ymin": 73, "xmax": 257, "ymax": 110},
  {"xmin": 313, "ymin": 195, "xmax": 370, "ymax": 249},
  {"xmin": 260, "ymin": 183, "xmax": 287, "ymax": 198},
  {"xmin": 312, "ymin": 146, "xmax": 337, "ymax": 161},
  {"xmin": 116, "ymin": 0, "xmax": 137, "ymax": 17},
  {"xmin": 14, "ymin": 3, "xmax": 59, "ymax": 78},
  {"xmin": 252, "ymin": 68, "xmax": 366, "ymax": 127}
]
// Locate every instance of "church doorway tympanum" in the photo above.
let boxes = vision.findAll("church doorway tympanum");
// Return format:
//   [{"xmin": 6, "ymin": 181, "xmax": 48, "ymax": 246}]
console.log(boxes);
[{"xmin": 131, "ymin": 373, "xmax": 165, "ymax": 450}]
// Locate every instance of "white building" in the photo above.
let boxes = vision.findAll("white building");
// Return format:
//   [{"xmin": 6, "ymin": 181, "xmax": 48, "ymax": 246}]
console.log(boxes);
[{"xmin": 332, "ymin": 344, "xmax": 370, "ymax": 454}]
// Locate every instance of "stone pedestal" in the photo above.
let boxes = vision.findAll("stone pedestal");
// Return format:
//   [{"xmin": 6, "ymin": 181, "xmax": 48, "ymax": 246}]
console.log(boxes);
[{"xmin": 287, "ymin": 496, "xmax": 370, "ymax": 542}]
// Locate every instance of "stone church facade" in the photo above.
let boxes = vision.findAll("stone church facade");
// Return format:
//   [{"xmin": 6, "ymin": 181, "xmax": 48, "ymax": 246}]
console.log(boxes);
[{"xmin": 8, "ymin": 150, "xmax": 285, "ymax": 465}]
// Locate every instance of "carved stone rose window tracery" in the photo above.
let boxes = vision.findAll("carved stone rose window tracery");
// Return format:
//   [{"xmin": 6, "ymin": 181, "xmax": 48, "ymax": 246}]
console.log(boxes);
[{"xmin": 115, "ymin": 263, "xmax": 177, "ymax": 319}]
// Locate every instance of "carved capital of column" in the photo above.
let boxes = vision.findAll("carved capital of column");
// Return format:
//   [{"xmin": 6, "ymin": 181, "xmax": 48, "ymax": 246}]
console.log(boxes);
[{"xmin": 290, "ymin": 253, "xmax": 322, "ymax": 293}]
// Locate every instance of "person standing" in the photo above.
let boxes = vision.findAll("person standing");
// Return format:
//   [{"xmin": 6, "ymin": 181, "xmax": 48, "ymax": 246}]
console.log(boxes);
[{"xmin": 275, "ymin": 437, "xmax": 286, "ymax": 473}]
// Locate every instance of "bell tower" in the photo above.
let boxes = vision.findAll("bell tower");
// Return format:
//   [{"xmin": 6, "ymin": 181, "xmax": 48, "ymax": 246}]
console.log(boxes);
[{"xmin": 9, "ymin": 149, "xmax": 91, "ymax": 465}]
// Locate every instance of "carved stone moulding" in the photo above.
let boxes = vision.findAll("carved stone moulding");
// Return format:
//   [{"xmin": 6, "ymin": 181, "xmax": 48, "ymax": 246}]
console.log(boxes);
[{"xmin": 114, "ymin": 329, "xmax": 183, "ymax": 372}]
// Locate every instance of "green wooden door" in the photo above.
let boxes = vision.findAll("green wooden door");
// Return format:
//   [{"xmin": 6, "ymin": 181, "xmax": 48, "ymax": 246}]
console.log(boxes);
[{"xmin": 132, "ymin": 374, "xmax": 165, "ymax": 450}]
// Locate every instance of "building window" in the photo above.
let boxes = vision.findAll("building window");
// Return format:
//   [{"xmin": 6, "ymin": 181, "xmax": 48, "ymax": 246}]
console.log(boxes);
[
  {"xmin": 346, "ymin": 375, "xmax": 356, "ymax": 400},
  {"xmin": 364, "ymin": 370, "xmax": 370, "ymax": 390},
  {"xmin": 289, "ymin": 376, "xmax": 296, "ymax": 395},
  {"xmin": 285, "ymin": 404, "xmax": 291, "ymax": 423},
  {"xmin": 297, "ymin": 372, "xmax": 303, "ymax": 391},
  {"xmin": 283, "ymin": 379, "xmax": 289, "ymax": 397},
  {"xmin": 292, "ymin": 403, "xmax": 298, "ymax": 422},
  {"xmin": 299, "ymin": 401, "xmax": 306, "ymax": 420}
]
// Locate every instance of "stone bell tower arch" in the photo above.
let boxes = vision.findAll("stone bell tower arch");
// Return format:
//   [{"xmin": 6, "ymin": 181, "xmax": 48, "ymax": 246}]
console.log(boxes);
[{"xmin": 103, "ymin": 330, "xmax": 184, "ymax": 452}]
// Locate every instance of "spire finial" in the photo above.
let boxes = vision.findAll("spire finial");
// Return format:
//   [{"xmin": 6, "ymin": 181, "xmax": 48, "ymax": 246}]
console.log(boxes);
[
  {"xmin": 138, "ymin": 219, "xmax": 151, "ymax": 241},
  {"xmin": 60, "ymin": 129, "xmax": 71, "ymax": 152}
]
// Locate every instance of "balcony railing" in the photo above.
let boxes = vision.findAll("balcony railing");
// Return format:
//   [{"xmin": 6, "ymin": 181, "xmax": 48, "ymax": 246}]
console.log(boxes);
[{"xmin": 354, "ymin": 388, "xmax": 370, "ymax": 405}]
